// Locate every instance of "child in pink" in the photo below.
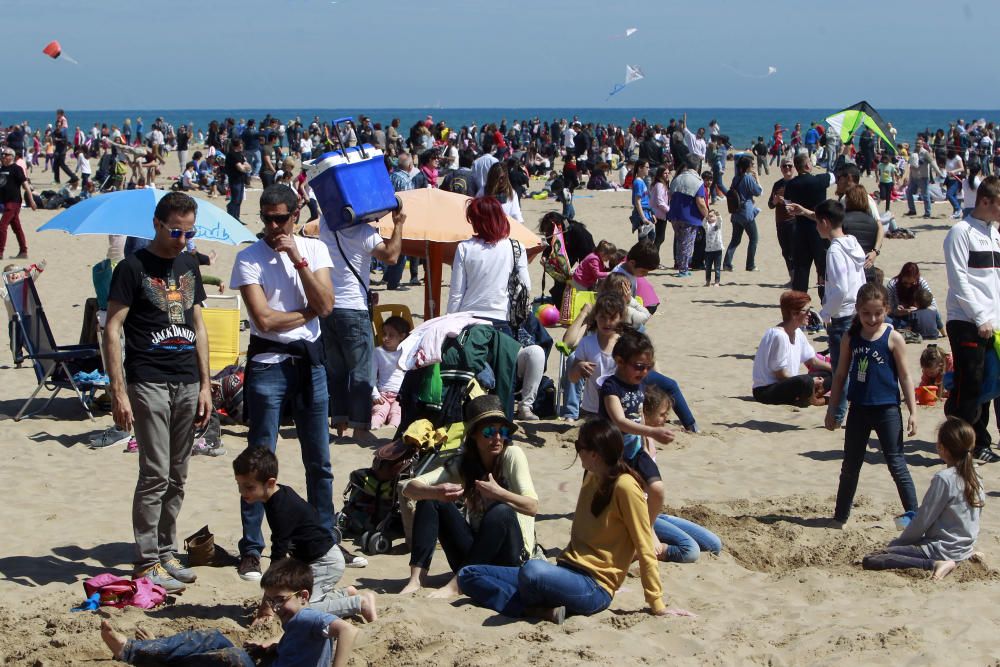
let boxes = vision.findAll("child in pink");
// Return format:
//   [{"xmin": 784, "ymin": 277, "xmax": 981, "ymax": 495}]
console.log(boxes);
[
  {"xmin": 571, "ymin": 240, "xmax": 617, "ymax": 291},
  {"xmin": 371, "ymin": 316, "xmax": 410, "ymax": 429}
]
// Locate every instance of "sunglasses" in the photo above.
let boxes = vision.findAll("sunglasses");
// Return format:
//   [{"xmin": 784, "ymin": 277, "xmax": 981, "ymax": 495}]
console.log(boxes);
[
  {"xmin": 261, "ymin": 593, "xmax": 296, "ymax": 609},
  {"xmin": 481, "ymin": 425, "xmax": 511, "ymax": 439},
  {"xmin": 260, "ymin": 212, "xmax": 294, "ymax": 225},
  {"xmin": 166, "ymin": 227, "xmax": 196, "ymax": 240},
  {"xmin": 629, "ymin": 362, "xmax": 653, "ymax": 372}
]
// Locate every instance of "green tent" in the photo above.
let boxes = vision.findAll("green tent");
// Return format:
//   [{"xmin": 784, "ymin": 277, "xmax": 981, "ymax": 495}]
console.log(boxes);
[{"xmin": 825, "ymin": 101, "xmax": 897, "ymax": 153}]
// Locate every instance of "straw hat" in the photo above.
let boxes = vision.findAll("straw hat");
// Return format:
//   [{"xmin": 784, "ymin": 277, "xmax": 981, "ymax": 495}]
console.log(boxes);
[{"xmin": 464, "ymin": 395, "xmax": 517, "ymax": 436}]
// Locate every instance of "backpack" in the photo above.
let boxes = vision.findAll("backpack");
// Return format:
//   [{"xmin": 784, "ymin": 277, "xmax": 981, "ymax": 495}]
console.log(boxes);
[
  {"xmin": 725, "ymin": 186, "xmax": 742, "ymax": 215},
  {"xmin": 507, "ymin": 240, "xmax": 530, "ymax": 328},
  {"xmin": 531, "ymin": 376, "xmax": 556, "ymax": 418}
]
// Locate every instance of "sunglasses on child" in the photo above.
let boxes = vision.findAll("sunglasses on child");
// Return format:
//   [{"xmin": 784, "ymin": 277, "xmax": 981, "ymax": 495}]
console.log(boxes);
[
  {"xmin": 629, "ymin": 361, "xmax": 653, "ymax": 372},
  {"xmin": 261, "ymin": 593, "xmax": 297, "ymax": 609},
  {"xmin": 481, "ymin": 425, "xmax": 511, "ymax": 439},
  {"xmin": 165, "ymin": 227, "xmax": 196, "ymax": 240}
]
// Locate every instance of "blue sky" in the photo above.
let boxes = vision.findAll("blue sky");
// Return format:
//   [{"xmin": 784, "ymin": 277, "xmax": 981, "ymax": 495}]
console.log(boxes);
[{"xmin": 8, "ymin": 0, "xmax": 998, "ymax": 110}]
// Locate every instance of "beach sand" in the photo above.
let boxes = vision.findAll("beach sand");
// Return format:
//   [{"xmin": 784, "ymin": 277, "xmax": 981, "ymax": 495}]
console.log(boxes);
[{"xmin": 2, "ymin": 156, "xmax": 999, "ymax": 666}]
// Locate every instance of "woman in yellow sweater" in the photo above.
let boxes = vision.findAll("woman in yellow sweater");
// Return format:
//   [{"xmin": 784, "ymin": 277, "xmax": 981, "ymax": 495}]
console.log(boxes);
[{"xmin": 458, "ymin": 419, "xmax": 667, "ymax": 623}]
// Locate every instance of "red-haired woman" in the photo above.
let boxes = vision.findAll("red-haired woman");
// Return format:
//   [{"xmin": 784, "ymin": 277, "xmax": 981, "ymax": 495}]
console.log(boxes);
[
  {"xmin": 447, "ymin": 196, "xmax": 530, "ymax": 337},
  {"xmin": 751, "ymin": 290, "xmax": 832, "ymax": 406}
]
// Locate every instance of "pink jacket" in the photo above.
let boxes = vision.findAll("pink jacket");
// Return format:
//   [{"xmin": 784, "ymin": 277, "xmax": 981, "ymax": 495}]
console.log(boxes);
[{"xmin": 572, "ymin": 253, "xmax": 609, "ymax": 290}]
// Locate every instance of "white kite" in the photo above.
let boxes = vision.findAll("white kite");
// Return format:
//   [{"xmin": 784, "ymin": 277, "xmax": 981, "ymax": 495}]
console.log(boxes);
[
  {"xmin": 607, "ymin": 64, "xmax": 644, "ymax": 99},
  {"xmin": 722, "ymin": 64, "xmax": 777, "ymax": 79},
  {"xmin": 609, "ymin": 27, "xmax": 638, "ymax": 40}
]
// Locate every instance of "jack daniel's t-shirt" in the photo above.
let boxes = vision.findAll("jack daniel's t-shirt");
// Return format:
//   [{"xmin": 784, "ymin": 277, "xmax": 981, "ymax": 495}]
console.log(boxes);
[{"xmin": 109, "ymin": 248, "xmax": 206, "ymax": 383}]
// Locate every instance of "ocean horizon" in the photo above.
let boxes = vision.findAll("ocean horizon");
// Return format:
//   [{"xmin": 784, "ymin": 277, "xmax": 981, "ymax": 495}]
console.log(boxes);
[{"xmin": 5, "ymin": 107, "xmax": 998, "ymax": 149}]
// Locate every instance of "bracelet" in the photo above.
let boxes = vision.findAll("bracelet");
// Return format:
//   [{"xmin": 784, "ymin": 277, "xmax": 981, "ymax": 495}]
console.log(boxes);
[
  {"xmin": 875, "ymin": 249, "xmax": 881, "ymax": 256},
  {"xmin": 293, "ymin": 257, "xmax": 309, "ymax": 270}
]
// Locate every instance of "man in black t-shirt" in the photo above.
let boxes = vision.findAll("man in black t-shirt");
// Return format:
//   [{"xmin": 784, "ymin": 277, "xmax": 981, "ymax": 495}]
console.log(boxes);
[
  {"xmin": 783, "ymin": 153, "xmax": 835, "ymax": 296},
  {"xmin": 104, "ymin": 192, "xmax": 211, "ymax": 594},
  {"xmin": 225, "ymin": 138, "xmax": 251, "ymax": 221},
  {"xmin": 176, "ymin": 124, "xmax": 190, "ymax": 171},
  {"xmin": 0, "ymin": 148, "xmax": 37, "ymax": 258}
]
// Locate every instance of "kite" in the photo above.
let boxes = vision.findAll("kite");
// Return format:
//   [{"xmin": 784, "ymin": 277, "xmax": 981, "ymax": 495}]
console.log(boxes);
[
  {"xmin": 42, "ymin": 40, "xmax": 78, "ymax": 65},
  {"xmin": 722, "ymin": 64, "xmax": 776, "ymax": 79},
  {"xmin": 608, "ymin": 28, "xmax": 638, "ymax": 40},
  {"xmin": 607, "ymin": 64, "xmax": 644, "ymax": 99}
]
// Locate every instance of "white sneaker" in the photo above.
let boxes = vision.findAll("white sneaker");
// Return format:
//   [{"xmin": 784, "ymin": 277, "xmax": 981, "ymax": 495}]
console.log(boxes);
[{"xmin": 516, "ymin": 405, "xmax": 540, "ymax": 421}]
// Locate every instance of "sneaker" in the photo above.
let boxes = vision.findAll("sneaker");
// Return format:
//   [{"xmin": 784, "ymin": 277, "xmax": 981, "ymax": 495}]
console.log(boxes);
[
  {"xmin": 89, "ymin": 426, "xmax": 132, "ymax": 450},
  {"xmin": 134, "ymin": 562, "xmax": 186, "ymax": 593},
  {"xmin": 124, "ymin": 438, "xmax": 138, "ymax": 453},
  {"xmin": 192, "ymin": 437, "xmax": 227, "ymax": 457},
  {"xmin": 408, "ymin": 277, "xmax": 422, "ymax": 286},
  {"xmin": 161, "ymin": 556, "xmax": 198, "ymax": 583},
  {"xmin": 974, "ymin": 447, "xmax": 1000, "ymax": 464},
  {"xmin": 13, "ymin": 251, "xmax": 29, "ymax": 260},
  {"xmin": 951, "ymin": 211, "xmax": 963, "ymax": 220},
  {"xmin": 516, "ymin": 405, "xmax": 539, "ymax": 421},
  {"xmin": 903, "ymin": 210, "xmax": 917, "ymax": 217},
  {"xmin": 238, "ymin": 554, "xmax": 262, "ymax": 581}
]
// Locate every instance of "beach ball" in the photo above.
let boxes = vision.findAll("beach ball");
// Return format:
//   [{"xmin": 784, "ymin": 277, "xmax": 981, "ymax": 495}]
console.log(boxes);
[{"xmin": 537, "ymin": 304, "xmax": 560, "ymax": 327}]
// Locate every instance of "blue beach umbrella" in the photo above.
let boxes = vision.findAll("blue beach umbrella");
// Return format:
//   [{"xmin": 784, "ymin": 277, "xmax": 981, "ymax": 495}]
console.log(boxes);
[{"xmin": 38, "ymin": 188, "xmax": 255, "ymax": 244}]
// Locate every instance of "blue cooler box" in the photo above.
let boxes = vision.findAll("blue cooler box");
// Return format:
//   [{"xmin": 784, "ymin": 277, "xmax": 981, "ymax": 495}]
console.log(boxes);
[{"xmin": 307, "ymin": 127, "xmax": 398, "ymax": 232}]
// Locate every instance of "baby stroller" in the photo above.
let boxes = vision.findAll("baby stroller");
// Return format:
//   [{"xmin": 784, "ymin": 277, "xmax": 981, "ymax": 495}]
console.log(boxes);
[{"xmin": 337, "ymin": 420, "xmax": 463, "ymax": 555}]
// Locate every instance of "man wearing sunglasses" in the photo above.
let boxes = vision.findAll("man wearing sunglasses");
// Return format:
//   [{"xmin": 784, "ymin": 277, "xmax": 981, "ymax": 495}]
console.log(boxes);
[
  {"xmin": 230, "ymin": 185, "xmax": 336, "ymax": 581},
  {"xmin": 104, "ymin": 192, "xmax": 212, "ymax": 594}
]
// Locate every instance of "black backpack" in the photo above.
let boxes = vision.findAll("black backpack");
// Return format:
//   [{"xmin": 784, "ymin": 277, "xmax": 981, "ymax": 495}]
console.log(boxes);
[{"xmin": 725, "ymin": 186, "xmax": 742, "ymax": 215}]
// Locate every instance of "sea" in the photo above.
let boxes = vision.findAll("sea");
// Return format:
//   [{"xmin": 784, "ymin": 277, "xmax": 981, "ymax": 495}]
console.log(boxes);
[{"xmin": 5, "ymin": 108, "xmax": 999, "ymax": 150}]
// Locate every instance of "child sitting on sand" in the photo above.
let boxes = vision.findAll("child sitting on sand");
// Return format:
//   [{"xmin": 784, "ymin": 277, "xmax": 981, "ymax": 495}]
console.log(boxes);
[
  {"xmin": 826, "ymin": 282, "xmax": 919, "ymax": 524},
  {"xmin": 565, "ymin": 293, "xmax": 626, "ymax": 420},
  {"xmin": 371, "ymin": 315, "xmax": 410, "ymax": 429},
  {"xmin": 98, "ymin": 557, "xmax": 358, "ymax": 666},
  {"xmin": 862, "ymin": 417, "xmax": 984, "ymax": 580},
  {"xmin": 233, "ymin": 448, "xmax": 377, "ymax": 623},
  {"xmin": 642, "ymin": 387, "xmax": 723, "ymax": 563},
  {"xmin": 910, "ymin": 288, "xmax": 944, "ymax": 339},
  {"xmin": 571, "ymin": 240, "xmax": 616, "ymax": 291},
  {"xmin": 919, "ymin": 344, "xmax": 952, "ymax": 398},
  {"xmin": 598, "ymin": 327, "xmax": 675, "ymax": 555}
]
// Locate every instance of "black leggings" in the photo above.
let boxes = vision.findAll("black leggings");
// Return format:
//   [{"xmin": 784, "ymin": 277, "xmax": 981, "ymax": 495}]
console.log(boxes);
[
  {"xmin": 409, "ymin": 500, "xmax": 524, "ymax": 572},
  {"xmin": 753, "ymin": 372, "xmax": 831, "ymax": 408}
]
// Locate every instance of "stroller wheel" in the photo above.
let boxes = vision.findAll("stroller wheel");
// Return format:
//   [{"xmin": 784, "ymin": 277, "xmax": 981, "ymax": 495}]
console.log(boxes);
[
  {"xmin": 369, "ymin": 531, "xmax": 391, "ymax": 555},
  {"xmin": 359, "ymin": 531, "xmax": 371, "ymax": 553}
]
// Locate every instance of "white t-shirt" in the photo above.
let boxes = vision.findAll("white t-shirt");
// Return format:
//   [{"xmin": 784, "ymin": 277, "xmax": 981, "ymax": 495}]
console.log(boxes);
[
  {"xmin": 319, "ymin": 220, "xmax": 383, "ymax": 311},
  {"xmin": 751, "ymin": 326, "xmax": 816, "ymax": 388},
  {"xmin": 372, "ymin": 346, "xmax": 405, "ymax": 397},
  {"xmin": 500, "ymin": 193, "xmax": 523, "ymax": 223},
  {"xmin": 568, "ymin": 333, "xmax": 617, "ymax": 413},
  {"xmin": 447, "ymin": 237, "xmax": 530, "ymax": 321},
  {"xmin": 230, "ymin": 236, "xmax": 334, "ymax": 363}
]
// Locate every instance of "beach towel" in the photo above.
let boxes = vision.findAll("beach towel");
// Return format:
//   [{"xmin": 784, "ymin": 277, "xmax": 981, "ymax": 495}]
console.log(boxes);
[{"xmin": 82, "ymin": 573, "xmax": 167, "ymax": 609}]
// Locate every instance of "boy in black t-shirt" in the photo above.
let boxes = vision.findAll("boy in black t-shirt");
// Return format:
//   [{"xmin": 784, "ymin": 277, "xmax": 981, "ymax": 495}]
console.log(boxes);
[
  {"xmin": 233, "ymin": 447, "xmax": 377, "ymax": 624},
  {"xmin": 104, "ymin": 192, "xmax": 212, "ymax": 594}
]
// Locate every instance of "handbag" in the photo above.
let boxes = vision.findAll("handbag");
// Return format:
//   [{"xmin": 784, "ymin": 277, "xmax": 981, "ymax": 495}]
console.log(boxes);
[{"xmin": 507, "ymin": 239, "xmax": 529, "ymax": 328}]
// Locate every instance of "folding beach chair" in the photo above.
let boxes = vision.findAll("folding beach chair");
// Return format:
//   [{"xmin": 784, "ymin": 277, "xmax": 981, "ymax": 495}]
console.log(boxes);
[
  {"xmin": 3, "ymin": 270, "xmax": 102, "ymax": 421},
  {"xmin": 372, "ymin": 303, "xmax": 414, "ymax": 346},
  {"xmin": 201, "ymin": 294, "xmax": 243, "ymax": 373}
]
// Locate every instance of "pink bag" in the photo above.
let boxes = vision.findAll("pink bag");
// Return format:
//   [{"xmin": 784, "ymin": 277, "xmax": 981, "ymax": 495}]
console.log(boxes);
[{"xmin": 83, "ymin": 573, "xmax": 167, "ymax": 609}]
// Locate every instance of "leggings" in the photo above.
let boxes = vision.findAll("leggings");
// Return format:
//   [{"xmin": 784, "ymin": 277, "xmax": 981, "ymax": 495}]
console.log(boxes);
[
  {"xmin": 862, "ymin": 544, "xmax": 935, "ymax": 571},
  {"xmin": 676, "ymin": 223, "xmax": 697, "ymax": 272}
]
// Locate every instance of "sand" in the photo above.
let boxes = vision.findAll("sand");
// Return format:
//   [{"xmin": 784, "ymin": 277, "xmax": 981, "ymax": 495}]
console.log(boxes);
[{"xmin": 2, "ymin": 152, "xmax": 999, "ymax": 666}]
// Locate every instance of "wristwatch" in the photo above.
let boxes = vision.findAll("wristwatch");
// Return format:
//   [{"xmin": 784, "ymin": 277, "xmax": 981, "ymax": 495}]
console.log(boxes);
[{"xmin": 293, "ymin": 257, "xmax": 309, "ymax": 270}]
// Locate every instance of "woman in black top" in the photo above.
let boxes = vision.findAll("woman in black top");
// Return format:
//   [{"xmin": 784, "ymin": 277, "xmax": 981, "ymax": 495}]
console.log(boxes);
[{"xmin": 840, "ymin": 184, "xmax": 883, "ymax": 281}]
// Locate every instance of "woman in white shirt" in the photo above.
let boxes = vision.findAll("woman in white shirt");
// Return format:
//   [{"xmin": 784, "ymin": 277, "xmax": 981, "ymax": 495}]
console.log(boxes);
[
  {"xmin": 961, "ymin": 162, "xmax": 982, "ymax": 216},
  {"xmin": 649, "ymin": 166, "xmax": 671, "ymax": 257},
  {"xmin": 751, "ymin": 290, "xmax": 832, "ymax": 407}
]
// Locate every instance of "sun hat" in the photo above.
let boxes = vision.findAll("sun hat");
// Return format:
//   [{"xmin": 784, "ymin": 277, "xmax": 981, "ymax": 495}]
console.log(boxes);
[{"xmin": 464, "ymin": 394, "xmax": 517, "ymax": 436}]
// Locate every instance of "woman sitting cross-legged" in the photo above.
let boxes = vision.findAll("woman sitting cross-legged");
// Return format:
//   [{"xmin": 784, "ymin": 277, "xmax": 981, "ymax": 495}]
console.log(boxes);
[
  {"xmin": 400, "ymin": 394, "xmax": 538, "ymax": 598},
  {"xmin": 457, "ymin": 419, "xmax": 674, "ymax": 624}
]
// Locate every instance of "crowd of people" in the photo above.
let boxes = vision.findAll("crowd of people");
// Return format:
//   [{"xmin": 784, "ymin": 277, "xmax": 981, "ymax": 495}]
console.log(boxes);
[{"xmin": 3, "ymin": 107, "xmax": 998, "ymax": 663}]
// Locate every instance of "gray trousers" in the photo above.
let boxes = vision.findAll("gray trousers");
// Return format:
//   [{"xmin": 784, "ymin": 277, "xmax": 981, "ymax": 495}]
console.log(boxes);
[
  {"xmin": 129, "ymin": 381, "xmax": 198, "ymax": 569},
  {"xmin": 309, "ymin": 544, "xmax": 363, "ymax": 617}
]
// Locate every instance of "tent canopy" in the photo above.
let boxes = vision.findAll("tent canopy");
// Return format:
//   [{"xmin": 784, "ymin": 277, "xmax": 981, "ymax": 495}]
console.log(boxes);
[{"xmin": 826, "ymin": 101, "xmax": 897, "ymax": 153}]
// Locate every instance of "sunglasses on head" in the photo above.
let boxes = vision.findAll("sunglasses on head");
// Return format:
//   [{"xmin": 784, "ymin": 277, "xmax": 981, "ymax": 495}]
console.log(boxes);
[
  {"xmin": 166, "ymin": 227, "xmax": 196, "ymax": 240},
  {"xmin": 260, "ymin": 212, "xmax": 293, "ymax": 225},
  {"xmin": 481, "ymin": 425, "xmax": 511, "ymax": 439}
]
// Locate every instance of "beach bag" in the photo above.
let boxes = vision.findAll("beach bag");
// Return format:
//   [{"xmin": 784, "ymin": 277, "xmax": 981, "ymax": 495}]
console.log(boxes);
[
  {"xmin": 532, "ymin": 375, "xmax": 557, "ymax": 418},
  {"xmin": 83, "ymin": 574, "xmax": 167, "ymax": 609},
  {"xmin": 507, "ymin": 240, "xmax": 530, "ymax": 328},
  {"xmin": 543, "ymin": 226, "xmax": 572, "ymax": 284},
  {"xmin": 725, "ymin": 187, "xmax": 742, "ymax": 215}
]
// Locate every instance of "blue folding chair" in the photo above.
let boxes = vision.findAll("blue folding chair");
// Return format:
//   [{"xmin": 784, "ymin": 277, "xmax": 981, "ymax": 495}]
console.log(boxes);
[{"xmin": 4, "ymin": 270, "xmax": 102, "ymax": 421}]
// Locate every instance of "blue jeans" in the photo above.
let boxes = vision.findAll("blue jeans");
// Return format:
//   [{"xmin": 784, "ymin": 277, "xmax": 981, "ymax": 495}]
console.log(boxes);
[
  {"xmin": 946, "ymin": 178, "xmax": 962, "ymax": 213},
  {"xmin": 559, "ymin": 375, "xmax": 584, "ymax": 419},
  {"xmin": 321, "ymin": 309, "xmax": 375, "ymax": 429},
  {"xmin": 723, "ymin": 215, "xmax": 759, "ymax": 271},
  {"xmin": 121, "ymin": 629, "xmax": 255, "ymax": 666},
  {"xmin": 643, "ymin": 370, "xmax": 696, "ymax": 429},
  {"xmin": 458, "ymin": 560, "xmax": 612, "ymax": 618},
  {"xmin": 834, "ymin": 404, "xmax": 918, "ymax": 522},
  {"xmin": 247, "ymin": 149, "xmax": 261, "ymax": 177},
  {"xmin": 384, "ymin": 256, "xmax": 418, "ymax": 289},
  {"xmin": 710, "ymin": 161, "xmax": 728, "ymax": 203},
  {"xmin": 826, "ymin": 315, "xmax": 852, "ymax": 424},
  {"xmin": 653, "ymin": 515, "xmax": 722, "ymax": 563},
  {"xmin": 227, "ymin": 179, "xmax": 245, "ymax": 220},
  {"xmin": 905, "ymin": 177, "xmax": 930, "ymax": 216},
  {"xmin": 240, "ymin": 360, "xmax": 334, "ymax": 557}
]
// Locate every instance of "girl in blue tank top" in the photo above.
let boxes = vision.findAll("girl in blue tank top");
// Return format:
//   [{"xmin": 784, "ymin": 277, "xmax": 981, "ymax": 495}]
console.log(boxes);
[{"xmin": 825, "ymin": 283, "xmax": 918, "ymax": 524}]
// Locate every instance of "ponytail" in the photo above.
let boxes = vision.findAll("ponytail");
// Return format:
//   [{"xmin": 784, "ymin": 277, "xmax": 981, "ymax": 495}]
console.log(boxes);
[
  {"xmin": 577, "ymin": 419, "xmax": 644, "ymax": 516},
  {"xmin": 591, "ymin": 460, "xmax": 635, "ymax": 516},
  {"xmin": 937, "ymin": 416, "xmax": 984, "ymax": 509}
]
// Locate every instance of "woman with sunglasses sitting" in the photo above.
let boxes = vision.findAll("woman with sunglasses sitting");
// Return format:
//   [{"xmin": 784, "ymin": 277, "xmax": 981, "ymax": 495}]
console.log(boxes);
[
  {"xmin": 400, "ymin": 394, "xmax": 538, "ymax": 598},
  {"xmin": 457, "ymin": 419, "xmax": 669, "ymax": 624}
]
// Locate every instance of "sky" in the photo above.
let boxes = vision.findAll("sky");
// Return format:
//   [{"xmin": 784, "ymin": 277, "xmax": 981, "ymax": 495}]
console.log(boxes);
[{"xmin": 7, "ymin": 0, "xmax": 998, "ymax": 111}]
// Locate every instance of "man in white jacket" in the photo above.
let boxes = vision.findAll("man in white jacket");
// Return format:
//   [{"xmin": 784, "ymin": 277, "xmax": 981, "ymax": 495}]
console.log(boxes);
[
  {"xmin": 817, "ymin": 200, "xmax": 867, "ymax": 425},
  {"xmin": 944, "ymin": 176, "xmax": 1000, "ymax": 463}
]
